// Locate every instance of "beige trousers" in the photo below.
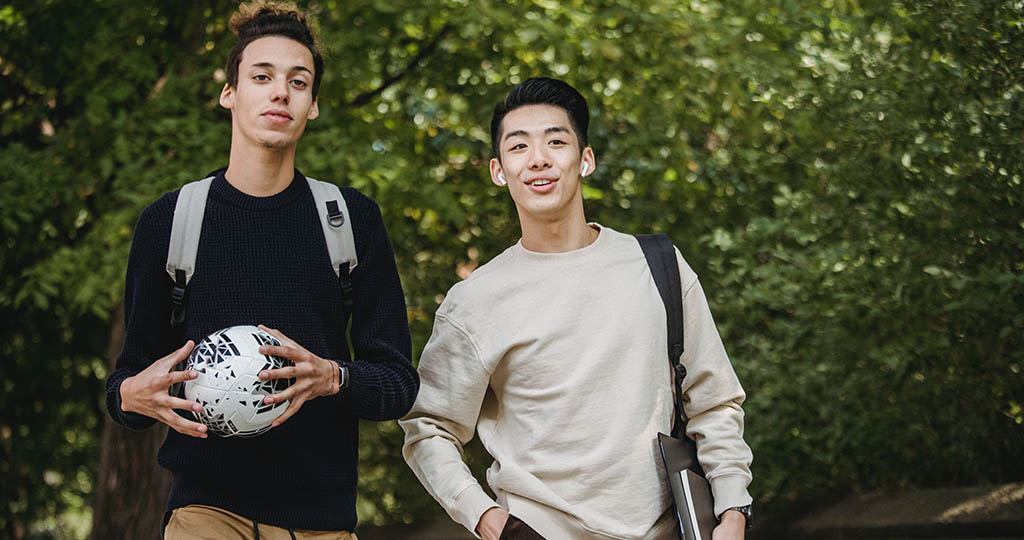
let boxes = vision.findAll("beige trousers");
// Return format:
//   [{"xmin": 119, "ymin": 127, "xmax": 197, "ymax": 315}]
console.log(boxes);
[{"xmin": 165, "ymin": 504, "xmax": 357, "ymax": 540}]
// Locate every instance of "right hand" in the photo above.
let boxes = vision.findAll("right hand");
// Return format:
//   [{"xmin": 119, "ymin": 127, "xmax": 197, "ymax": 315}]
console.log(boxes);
[
  {"xmin": 476, "ymin": 507, "xmax": 510, "ymax": 540},
  {"xmin": 120, "ymin": 341, "xmax": 208, "ymax": 438}
]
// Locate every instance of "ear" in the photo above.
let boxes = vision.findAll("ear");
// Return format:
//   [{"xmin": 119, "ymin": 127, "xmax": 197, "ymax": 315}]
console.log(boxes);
[
  {"xmin": 489, "ymin": 158, "xmax": 506, "ymax": 187},
  {"xmin": 307, "ymin": 99, "xmax": 320, "ymax": 120},
  {"xmin": 219, "ymin": 83, "xmax": 235, "ymax": 110},
  {"xmin": 580, "ymin": 147, "xmax": 596, "ymax": 178}
]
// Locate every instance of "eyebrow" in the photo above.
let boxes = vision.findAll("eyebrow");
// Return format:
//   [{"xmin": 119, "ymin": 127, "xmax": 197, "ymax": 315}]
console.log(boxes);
[
  {"xmin": 250, "ymin": 62, "xmax": 313, "ymax": 75},
  {"xmin": 503, "ymin": 126, "xmax": 571, "ymax": 142}
]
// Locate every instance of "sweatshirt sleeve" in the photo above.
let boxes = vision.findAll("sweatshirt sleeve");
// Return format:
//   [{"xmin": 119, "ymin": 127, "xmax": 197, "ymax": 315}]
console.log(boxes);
[
  {"xmin": 399, "ymin": 311, "xmax": 499, "ymax": 537},
  {"xmin": 105, "ymin": 196, "xmax": 179, "ymax": 431},
  {"xmin": 333, "ymin": 194, "xmax": 419, "ymax": 421},
  {"xmin": 675, "ymin": 250, "xmax": 754, "ymax": 517}
]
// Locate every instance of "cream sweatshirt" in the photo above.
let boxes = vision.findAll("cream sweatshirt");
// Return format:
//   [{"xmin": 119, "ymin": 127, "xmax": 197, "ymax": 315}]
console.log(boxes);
[{"xmin": 401, "ymin": 225, "xmax": 753, "ymax": 539}]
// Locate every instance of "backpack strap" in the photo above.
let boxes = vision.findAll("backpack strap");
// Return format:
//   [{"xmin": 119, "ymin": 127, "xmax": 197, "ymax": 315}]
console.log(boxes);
[
  {"xmin": 306, "ymin": 178, "xmax": 358, "ymax": 309},
  {"xmin": 635, "ymin": 233, "xmax": 688, "ymax": 438},
  {"xmin": 166, "ymin": 176, "xmax": 214, "ymax": 326}
]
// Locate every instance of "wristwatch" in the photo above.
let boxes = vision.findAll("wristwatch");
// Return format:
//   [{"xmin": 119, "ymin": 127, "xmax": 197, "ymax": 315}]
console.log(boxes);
[
  {"xmin": 338, "ymin": 363, "xmax": 350, "ymax": 391},
  {"xmin": 723, "ymin": 505, "xmax": 753, "ymax": 529}
]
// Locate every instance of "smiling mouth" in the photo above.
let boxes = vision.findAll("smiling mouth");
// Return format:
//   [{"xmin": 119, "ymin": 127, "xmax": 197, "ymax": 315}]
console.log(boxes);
[{"xmin": 528, "ymin": 179, "xmax": 556, "ymax": 186}]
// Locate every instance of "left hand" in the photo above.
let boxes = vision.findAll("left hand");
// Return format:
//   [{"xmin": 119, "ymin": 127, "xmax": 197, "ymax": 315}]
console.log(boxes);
[
  {"xmin": 475, "ymin": 507, "xmax": 509, "ymax": 540},
  {"xmin": 712, "ymin": 509, "xmax": 746, "ymax": 540},
  {"xmin": 256, "ymin": 324, "xmax": 337, "ymax": 428}
]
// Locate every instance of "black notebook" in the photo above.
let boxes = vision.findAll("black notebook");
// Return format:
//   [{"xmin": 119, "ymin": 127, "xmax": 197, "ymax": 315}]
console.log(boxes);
[
  {"xmin": 672, "ymin": 468, "xmax": 716, "ymax": 540},
  {"xmin": 658, "ymin": 433, "xmax": 717, "ymax": 540}
]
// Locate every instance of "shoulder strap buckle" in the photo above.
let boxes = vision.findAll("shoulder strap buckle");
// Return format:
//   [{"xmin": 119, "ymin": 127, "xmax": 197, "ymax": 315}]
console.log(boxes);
[
  {"xmin": 673, "ymin": 362, "xmax": 687, "ymax": 381},
  {"xmin": 326, "ymin": 200, "xmax": 346, "ymax": 228},
  {"xmin": 338, "ymin": 262, "xmax": 354, "ymax": 309}
]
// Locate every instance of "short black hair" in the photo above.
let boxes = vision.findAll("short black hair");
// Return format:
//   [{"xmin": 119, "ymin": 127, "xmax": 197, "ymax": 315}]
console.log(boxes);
[
  {"xmin": 490, "ymin": 77, "xmax": 590, "ymax": 158},
  {"xmin": 226, "ymin": 2, "xmax": 324, "ymax": 99}
]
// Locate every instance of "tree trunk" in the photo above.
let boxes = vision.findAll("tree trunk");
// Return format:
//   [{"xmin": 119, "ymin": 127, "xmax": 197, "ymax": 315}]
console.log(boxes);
[{"xmin": 90, "ymin": 302, "xmax": 171, "ymax": 540}]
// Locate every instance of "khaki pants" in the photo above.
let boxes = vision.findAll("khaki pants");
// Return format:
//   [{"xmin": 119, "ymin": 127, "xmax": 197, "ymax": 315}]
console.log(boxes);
[{"xmin": 165, "ymin": 505, "xmax": 357, "ymax": 540}]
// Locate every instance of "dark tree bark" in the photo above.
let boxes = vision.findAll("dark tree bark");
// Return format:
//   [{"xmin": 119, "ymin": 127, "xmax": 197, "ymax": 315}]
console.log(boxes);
[{"xmin": 90, "ymin": 302, "xmax": 171, "ymax": 540}]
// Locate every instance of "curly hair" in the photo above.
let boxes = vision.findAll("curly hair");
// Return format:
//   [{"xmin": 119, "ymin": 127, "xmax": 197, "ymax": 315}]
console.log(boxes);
[{"xmin": 225, "ymin": 1, "xmax": 324, "ymax": 98}]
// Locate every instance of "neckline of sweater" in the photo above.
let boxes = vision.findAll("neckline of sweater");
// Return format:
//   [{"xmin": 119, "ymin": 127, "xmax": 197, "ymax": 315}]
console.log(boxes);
[
  {"xmin": 511, "ymin": 223, "xmax": 614, "ymax": 265},
  {"xmin": 208, "ymin": 168, "xmax": 309, "ymax": 211}
]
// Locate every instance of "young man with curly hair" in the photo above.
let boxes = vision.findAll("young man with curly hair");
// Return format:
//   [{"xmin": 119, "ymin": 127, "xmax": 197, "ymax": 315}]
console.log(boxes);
[{"xmin": 105, "ymin": 3, "xmax": 418, "ymax": 538}]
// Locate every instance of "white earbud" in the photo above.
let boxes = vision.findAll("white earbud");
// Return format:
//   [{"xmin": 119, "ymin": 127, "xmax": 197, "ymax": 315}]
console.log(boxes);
[
  {"xmin": 497, "ymin": 172, "xmax": 507, "ymax": 185},
  {"xmin": 581, "ymin": 162, "xmax": 590, "ymax": 176}
]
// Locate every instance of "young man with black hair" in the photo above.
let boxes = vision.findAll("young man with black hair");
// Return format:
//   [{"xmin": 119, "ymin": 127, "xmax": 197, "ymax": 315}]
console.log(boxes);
[
  {"xmin": 401, "ymin": 78, "xmax": 753, "ymax": 540},
  {"xmin": 105, "ymin": 2, "xmax": 418, "ymax": 538}
]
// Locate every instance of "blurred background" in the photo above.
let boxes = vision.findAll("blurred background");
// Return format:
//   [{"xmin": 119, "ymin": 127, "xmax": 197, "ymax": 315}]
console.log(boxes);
[{"xmin": 1, "ymin": 0, "xmax": 1021, "ymax": 538}]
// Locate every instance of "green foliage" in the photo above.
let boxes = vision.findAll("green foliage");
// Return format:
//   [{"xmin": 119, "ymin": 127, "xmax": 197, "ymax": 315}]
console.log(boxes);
[
  {"xmin": 697, "ymin": 0, "xmax": 1024, "ymax": 522},
  {"xmin": 1, "ymin": 0, "xmax": 1021, "ymax": 537}
]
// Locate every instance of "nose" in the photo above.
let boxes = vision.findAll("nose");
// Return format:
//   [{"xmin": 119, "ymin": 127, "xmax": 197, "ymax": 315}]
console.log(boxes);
[
  {"xmin": 270, "ymin": 79, "xmax": 290, "ymax": 105},
  {"xmin": 527, "ymin": 146, "xmax": 551, "ymax": 170}
]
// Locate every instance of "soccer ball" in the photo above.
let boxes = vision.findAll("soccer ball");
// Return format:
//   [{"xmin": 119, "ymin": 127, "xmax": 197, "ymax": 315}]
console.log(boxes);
[{"xmin": 183, "ymin": 325, "xmax": 293, "ymax": 437}]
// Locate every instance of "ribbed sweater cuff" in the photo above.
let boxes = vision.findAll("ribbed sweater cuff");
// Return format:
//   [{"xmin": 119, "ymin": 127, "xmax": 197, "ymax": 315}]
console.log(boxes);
[
  {"xmin": 709, "ymin": 474, "xmax": 753, "ymax": 518},
  {"xmin": 106, "ymin": 371, "xmax": 157, "ymax": 431},
  {"xmin": 332, "ymin": 359, "xmax": 415, "ymax": 421},
  {"xmin": 334, "ymin": 360, "xmax": 381, "ymax": 416},
  {"xmin": 451, "ymin": 483, "xmax": 500, "ymax": 538}
]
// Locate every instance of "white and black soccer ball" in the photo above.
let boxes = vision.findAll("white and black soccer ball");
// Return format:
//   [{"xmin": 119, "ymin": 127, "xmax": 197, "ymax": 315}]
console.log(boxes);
[{"xmin": 183, "ymin": 325, "xmax": 293, "ymax": 437}]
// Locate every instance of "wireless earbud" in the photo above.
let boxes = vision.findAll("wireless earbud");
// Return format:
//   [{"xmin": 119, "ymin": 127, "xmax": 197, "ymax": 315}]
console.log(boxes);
[
  {"xmin": 581, "ymin": 162, "xmax": 590, "ymax": 176},
  {"xmin": 497, "ymin": 172, "xmax": 507, "ymax": 185}
]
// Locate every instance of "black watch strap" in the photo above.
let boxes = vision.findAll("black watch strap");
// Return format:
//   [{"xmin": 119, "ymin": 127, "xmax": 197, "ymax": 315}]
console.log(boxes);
[
  {"xmin": 724, "ymin": 505, "xmax": 753, "ymax": 529},
  {"xmin": 338, "ymin": 364, "xmax": 350, "ymax": 391}
]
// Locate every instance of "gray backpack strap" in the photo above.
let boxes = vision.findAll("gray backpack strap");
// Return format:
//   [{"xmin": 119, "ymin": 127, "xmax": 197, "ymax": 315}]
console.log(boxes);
[
  {"xmin": 306, "ymin": 177, "xmax": 358, "ymax": 308},
  {"xmin": 166, "ymin": 176, "xmax": 214, "ymax": 326}
]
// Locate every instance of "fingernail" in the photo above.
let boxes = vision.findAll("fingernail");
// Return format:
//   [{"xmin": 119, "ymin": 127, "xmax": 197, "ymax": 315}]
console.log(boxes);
[
  {"xmin": 264, "ymin": 396, "xmax": 274, "ymax": 404},
  {"xmin": 258, "ymin": 371, "xmax": 267, "ymax": 379}
]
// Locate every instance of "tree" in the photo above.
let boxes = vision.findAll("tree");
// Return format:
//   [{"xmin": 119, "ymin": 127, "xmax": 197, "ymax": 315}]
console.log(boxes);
[{"xmin": 89, "ymin": 305, "xmax": 172, "ymax": 540}]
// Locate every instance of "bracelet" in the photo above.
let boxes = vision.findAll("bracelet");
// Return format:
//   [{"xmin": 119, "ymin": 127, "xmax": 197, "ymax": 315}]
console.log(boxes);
[
  {"xmin": 327, "ymin": 360, "xmax": 349, "ymax": 396},
  {"xmin": 329, "ymin": 360, "xmax": 340, "ymax": 396}
]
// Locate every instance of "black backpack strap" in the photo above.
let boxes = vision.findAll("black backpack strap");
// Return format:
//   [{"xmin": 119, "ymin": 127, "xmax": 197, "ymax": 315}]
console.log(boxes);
[
  {"xmin": 636, "ymin": 233, "xmax": 688, "ymax": 438},
  {"xmin": 170, "ymin": 269, "xmax": 187, "ymax": 326}
]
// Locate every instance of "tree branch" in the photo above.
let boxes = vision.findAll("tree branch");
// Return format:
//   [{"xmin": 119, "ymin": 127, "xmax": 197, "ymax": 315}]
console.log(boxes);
[{"xmin": 348, "ymin": 23, "xmax": 453, "ymax": 108}]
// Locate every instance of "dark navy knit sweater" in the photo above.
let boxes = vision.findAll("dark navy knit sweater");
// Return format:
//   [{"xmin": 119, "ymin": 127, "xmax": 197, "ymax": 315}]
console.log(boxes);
[{"xmin": 105, "ymin": 169, "xmax": 418, "ymax": 531}]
